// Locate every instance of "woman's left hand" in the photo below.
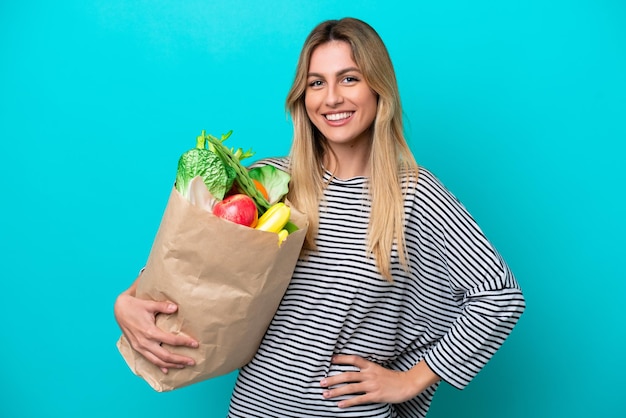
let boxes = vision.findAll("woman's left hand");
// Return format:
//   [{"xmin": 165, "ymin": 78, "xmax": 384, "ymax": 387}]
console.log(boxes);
[{"xmin": 320, "ymin": 355, "xmax": 440, "ymax": 408}]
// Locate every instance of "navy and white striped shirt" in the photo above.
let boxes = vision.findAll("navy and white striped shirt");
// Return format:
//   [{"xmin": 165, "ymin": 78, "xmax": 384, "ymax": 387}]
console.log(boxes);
[{"xmin": 228, "ymin": 158, "xmax": 525, "ymax": 418}]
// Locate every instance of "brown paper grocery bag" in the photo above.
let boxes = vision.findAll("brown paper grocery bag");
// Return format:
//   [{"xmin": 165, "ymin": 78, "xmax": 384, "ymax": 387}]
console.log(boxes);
[{"xmin": 117, "ymin": 187, "xmax": 308, "ymax": 392}]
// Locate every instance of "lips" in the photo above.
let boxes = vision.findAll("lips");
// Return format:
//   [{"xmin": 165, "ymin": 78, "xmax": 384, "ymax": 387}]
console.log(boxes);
[{"xmin": 324, "ymin": 111, "xmax": 353, "ymax": 121}]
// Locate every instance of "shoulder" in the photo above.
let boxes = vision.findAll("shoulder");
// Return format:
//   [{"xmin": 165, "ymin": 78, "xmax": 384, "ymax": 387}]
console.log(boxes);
[
  {"xmin": 416, "ymin": 166, "xmax": 450, "ymax": 197},
  {"xmin": 402, "ymin": 165, "xmax": 450, "ymax": 199},
  {"xmin": 248, "ymin": 156, "xmax": 290, "ymax": 173},
  {"xmin": 403, "ymin": 165, "xmax": 469, "ymax": 217}
]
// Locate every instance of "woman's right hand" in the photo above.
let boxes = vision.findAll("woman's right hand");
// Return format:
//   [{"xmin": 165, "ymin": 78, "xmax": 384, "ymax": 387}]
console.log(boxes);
[{"xmin": 114, "ymin": 292, "xmax": 199, "ymax": 373}]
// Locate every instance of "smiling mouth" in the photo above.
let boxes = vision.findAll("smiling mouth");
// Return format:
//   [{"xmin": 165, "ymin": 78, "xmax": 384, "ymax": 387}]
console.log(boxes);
[{"xmin": 324, "ymin": 112, "xmax": 353, "ymax": 121}]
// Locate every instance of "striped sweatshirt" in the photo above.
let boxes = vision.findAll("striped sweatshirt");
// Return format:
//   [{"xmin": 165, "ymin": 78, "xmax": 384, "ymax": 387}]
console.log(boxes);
[{"xmin": 228, "ymin": 158, "xmax": 525, "ymax": 418}]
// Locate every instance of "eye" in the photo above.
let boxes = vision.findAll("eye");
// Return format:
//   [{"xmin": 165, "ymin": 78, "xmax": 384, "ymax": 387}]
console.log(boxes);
[
  {"xmin": 342, "ymin": 76, "xmax": 360, "ymax": 84},
  {"xmin": 308, "ymin": 80, "xmax": 324, "ymax": 88}
]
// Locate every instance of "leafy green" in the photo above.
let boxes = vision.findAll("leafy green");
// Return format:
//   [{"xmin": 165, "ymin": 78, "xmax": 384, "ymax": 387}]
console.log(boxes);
[
  {"xmin": 175, "ymin": 133, "xmax": 236, "ymax": 200},
  {"xmin": 248, "ymin": 165, "xmax": 290, "ymax": 205},
  {"xmin": 175, "ymin": 130, "xmax": 288, "ymax": 215},
  {"xmin": 206, "ymin": 130, "xmax": 255, "ymax": 162},
  {"xmin": 203, "ymin": 132, "xmax": 272, "ymax": 213}
]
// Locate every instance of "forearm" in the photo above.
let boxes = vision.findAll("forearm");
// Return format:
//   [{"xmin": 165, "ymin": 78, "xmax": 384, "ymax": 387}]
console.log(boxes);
[
  {"xmin": 424, "ymin": 285, "xmax": 525, "ymax": 389},
  {"xmin": 404, "ymin": 360, "xmax": 441, "ymax": 398}
]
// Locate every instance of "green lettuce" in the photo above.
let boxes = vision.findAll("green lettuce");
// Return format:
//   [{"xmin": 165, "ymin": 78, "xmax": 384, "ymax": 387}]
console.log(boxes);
[{"xmin": 175, "ymin": 133, "xmax": 236, "ymax": 200}]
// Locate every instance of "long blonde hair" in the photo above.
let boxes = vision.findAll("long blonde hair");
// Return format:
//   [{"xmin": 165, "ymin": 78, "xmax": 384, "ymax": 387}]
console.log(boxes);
[{"xmin": 286, "ymin": 17, "xmax": 418, "ymax": 281}]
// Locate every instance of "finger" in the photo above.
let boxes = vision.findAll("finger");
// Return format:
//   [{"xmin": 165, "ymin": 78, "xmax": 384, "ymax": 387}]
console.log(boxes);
[
  {"xmin": 154, "ymin": 344, "xmax": 197, "ymax": 367},
  {"xmin": 140, "ymin": 342, "xmax": 196, "ymax": 369},
  {"xmin": 141, "ymin": 347, "xmax": 189, "ymax": 370},
  {"xmin": 133, "ymin": 333, "xmax": 196, "ymax": 368},
  {"xmin": 337, "ymin": 393, "xmax": 372, "ymax": 409},
  {"xmin": 143, "ymin": 322, "xmax": 198, "ymax": 349},
  {"xmin": 156, "ymin": 344, "xmax": 196, "ymax": 366},
  {"xmin": 323, "ymin": 381, "xmax": 367, "ymax": 399},
  {"xmin": 321, "ymin": 371, "xmax": 362, "ymax": 388},
  {"xmin": 158, "ymin": 332, "xmax": 199, "ymax": 349},
  {"xmin": 331, "ymin": 354, "xmax": 368, "ymax": 368},
  {"xmin": 147, "ymin": 300, "xmax": 178, "ymax": 315},
  {"xmin": 323, "ymin": 384, "xmax": 376, "ymax": 409}
]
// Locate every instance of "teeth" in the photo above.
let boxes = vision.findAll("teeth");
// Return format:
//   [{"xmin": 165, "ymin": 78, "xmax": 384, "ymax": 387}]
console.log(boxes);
[{"xmin": 325, "ymin": 112, "xmax": 352, "ymax": 121}]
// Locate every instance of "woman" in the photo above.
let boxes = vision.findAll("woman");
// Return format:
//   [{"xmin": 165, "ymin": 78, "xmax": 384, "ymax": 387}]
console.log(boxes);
[{"xmin": 115, "ymin": 17, "xmax": 525, "ymax": 418}]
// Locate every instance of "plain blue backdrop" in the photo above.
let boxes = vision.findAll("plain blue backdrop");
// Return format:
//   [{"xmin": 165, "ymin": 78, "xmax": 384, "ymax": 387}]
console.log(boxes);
[{"xmin": 1, "ymin": 1, "xmax": 624, "ymax": 417}]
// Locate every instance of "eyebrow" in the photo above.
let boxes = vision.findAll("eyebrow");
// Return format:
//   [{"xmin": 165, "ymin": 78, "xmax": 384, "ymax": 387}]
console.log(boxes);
[{"xmin": 307, "ymin": 67, "xmax": 362, "ymax": 78}]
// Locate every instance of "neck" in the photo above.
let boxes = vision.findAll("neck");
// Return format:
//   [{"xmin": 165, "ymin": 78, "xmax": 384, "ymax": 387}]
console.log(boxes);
[{"xmin": 324, "ymin": 142, "xmax": 371, "ymax": 179}]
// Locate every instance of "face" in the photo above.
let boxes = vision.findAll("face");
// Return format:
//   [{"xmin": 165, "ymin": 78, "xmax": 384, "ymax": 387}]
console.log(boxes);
[{"xmin": 305, "ymin": 41, "xmax": 378, "ymax": 151}]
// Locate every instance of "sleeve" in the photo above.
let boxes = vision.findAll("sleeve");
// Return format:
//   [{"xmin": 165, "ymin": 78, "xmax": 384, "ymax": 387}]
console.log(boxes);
[
  {"xmin": 419, "ymin": 171, "xmax": 526, "ymax": 389},
  {"xmin": 247, "ymin": 156, "xmax": 290, "ymax": 172}
]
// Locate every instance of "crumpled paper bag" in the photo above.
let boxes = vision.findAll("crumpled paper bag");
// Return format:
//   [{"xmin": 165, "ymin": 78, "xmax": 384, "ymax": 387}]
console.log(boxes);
[{"xmin": 117, "ymin": 186, "xmax": 307, "ymax": 391}]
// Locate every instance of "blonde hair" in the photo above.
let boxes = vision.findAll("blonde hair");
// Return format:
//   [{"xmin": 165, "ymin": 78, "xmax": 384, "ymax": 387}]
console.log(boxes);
[{"xmin": 286, "ymin": 17, "xmax": 418, "ymax": 281}]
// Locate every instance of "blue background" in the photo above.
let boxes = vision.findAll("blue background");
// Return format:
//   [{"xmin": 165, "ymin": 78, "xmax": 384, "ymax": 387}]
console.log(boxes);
[{"xmin": 1, "ymin": 1, "xmax": 625, "ymax": 417}]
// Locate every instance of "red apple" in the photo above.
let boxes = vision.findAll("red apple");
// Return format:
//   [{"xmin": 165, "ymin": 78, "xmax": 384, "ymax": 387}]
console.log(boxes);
[{"xmin": 212, "ymin": 194, "xmax": 258, "ymax": 227}]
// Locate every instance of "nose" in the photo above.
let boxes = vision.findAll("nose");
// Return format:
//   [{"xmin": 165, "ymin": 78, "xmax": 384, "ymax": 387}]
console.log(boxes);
[{"xmin": 325, "ymin": 84, "xmax": 344, "ymax": 106}]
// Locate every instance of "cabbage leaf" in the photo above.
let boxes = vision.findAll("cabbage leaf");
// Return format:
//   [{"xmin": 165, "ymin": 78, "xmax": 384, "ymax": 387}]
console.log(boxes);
[
  {"xmin": 248, "ymin": 165, "xmax": 290, "ymax": 205},
  {"xmin": 175, "ymin": 135, "xmax": 236, "ymax": 200}
]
